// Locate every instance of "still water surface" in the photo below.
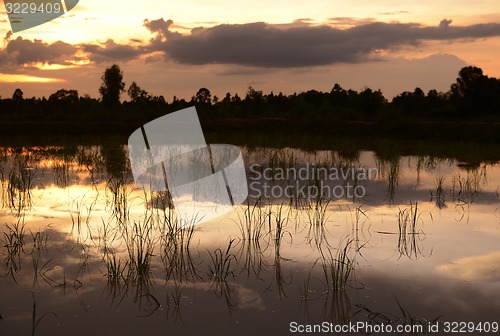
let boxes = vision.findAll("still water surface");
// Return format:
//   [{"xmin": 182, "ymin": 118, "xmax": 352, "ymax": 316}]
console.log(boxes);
[{"xmin": 0, "ymin": 144, "xmax": 499, "ymax": 335}]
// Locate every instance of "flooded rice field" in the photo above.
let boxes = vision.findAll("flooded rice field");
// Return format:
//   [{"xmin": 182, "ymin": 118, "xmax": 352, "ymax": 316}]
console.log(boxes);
[{"xmin": 0, "ymin": 144, "xmax": 499, "ymax": 335}]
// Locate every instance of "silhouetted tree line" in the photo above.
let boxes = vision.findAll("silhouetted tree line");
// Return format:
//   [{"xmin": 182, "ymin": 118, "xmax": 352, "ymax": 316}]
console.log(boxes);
[{"xmin": 1, "ymin": 65, "xmax": 499, "ymax": 126}]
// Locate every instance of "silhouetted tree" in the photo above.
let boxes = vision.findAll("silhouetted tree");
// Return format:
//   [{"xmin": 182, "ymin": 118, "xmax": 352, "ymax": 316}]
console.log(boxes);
[
  {"xmin": 99, "ymin": 64, "xmax": 125, "ymax": 107},
  {"xmin": 216, "ymin": 92, "xmax": 234, "ymax": 117},
  {"xmin": 413, "ymin": 87, "xmax": 424, "ymax": 98},
  {"xmin": 330, "ymin": 83, "xmax": 348, "ymax": 104},
  {"xmin": 12, "ymin": 88, "xmax": 23, "ymax": 101},
  {"xmin": 127, "ymin": 81, "xmax": 141, "ymax": 101},
  {"xmin": 392, "ymin": 87, "xmax": 428, "ymax": 117},
  {"xmin": 357, "ymin": 88, "xmax": 387, "ymax": 119},
  {"xmin": 195, "ymin": 87, "xmax": 212, "ymax": 105},
  {"xmin": 451, "ymin": 66, "xmax": 484, "ymax": 98},
  {"xmin": 450, "ymin": 66, "xmax": 500, "ymax": 115},
  {"xmin": 231, "ymin": 93, "xmax": 241, "ymax": 104},
  {"xmin": 2, "ymin": 63, "xmax": 500, "ymax": 133},
  {"xmin": 49, "ymin": 89, "xmax": 79, "ymax": 103},
  {"xmin": 245, "ymin": 87, "xmax": 264, "ymax": 102},
  {"xmin": 427, "ymin": 89, "xmax": 438, "ymax": 99},
  {"xmin": 244, "ymin": 87, "xmax": 265, "ymax": 116},
  {"xmin": 127, "ymin": 81, "xmax": 150, "ymax": 102}
]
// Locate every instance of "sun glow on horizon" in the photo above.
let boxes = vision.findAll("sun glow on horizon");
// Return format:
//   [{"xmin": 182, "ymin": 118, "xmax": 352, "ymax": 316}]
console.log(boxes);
[
  {"xmin": 0, "ymin": 73, "xmax": 65, "ymax": 83},
  {"xmin": 0, "ymin": 0, "xmax": 499, "ymax": 100}
]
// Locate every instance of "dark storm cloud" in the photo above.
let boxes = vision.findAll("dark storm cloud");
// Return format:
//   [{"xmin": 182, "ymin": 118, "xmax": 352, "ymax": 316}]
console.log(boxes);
[
  {"xmin": 0, "ymin": 36, "xmax": 77, "ymax": 65},
  {"xmin": 2, "ymin": 18, "xmax": 500, "ymax": 68},
  {"xmin": 0, "ymin": 36, "xmax": 142, "ymax": 66},
  {"xmin": 143, "ymin": 18, "xmax": 500, "ymax": 68},
  {"xmin": 81, "ymin": 39, "xmax": 143, "ymax": 63}
]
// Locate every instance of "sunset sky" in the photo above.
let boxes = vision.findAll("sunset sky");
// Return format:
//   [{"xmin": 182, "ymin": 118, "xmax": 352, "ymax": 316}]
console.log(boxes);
[{"xmin": 1, "ymin": 0, "xmax": 500, "ymax": 100}]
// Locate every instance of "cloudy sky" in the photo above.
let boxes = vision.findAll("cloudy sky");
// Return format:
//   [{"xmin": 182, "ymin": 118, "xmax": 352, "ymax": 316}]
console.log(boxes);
[{"xmin": 1, "ymin": 0, "xmax": 500, "ymax": 100}]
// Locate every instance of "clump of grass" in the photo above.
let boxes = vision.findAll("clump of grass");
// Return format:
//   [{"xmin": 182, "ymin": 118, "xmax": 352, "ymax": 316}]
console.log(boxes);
[
  {"xmin": 320, "ymin": 239, "xmax": 355, "ymax": 291},
  {"xmin": 269, "ymin": 202, "xmax": 292, "ymax": 249},
  {"xmin": 234, "ymin": 233, "xmax": 269, "ymax": 279},
  {"xmin": 160, "ymin": 209, "xmax": 199, "ymax": 283},
  {"xmin": 104, "ymin": 253, "xmax": 127, "ymax": 282},
  {"xmin": 349, "ymin": 205, "xmax": 370, "ymax": 256},
  {"xmin": 208, "ymin": 239, "xmax": 237, "ymax": 310},
  {"xmin": 52, "ymin": 159, "xmax": 71, "ymax": 187},
  {"xmin": 0, "ymin": 170, "xmax": 8, "ymax": 209},
  {"xmin": 232, "ymin": 198, "xmax": 273, "ymax": 278},
  {"xmin": 397, "ymin": 202, "xmax": 429, "ymax": 259},
  {"xmin": 237, "ymin": 197, "xmax": 267, "ymax": 242},
  {"xmin": 266, "ymin": 243, "xmax": 292, "ymax": 300},
  {"xmin": 267, "ymin": 203, "xmax": 293, "ymax": 299},
  {"xmin": 30, "ymin": 229, "xmax": 48, "ymax": 252},
  {"xmin": 76, "ymin": 146, "xmax": 104, "ymax": 186},
  {"xmin": 91, "ymin": 218, "xmax": 121, "ymax": 257},
  {"xmin": 208, "ymin": 239, "xmax": 236, "ymax": 283},
  {"xmin": 307, "ymin": 196, "xmax": 330, "ymax": 227},
  {"xmin": 267, "ymin": 149, "xmax": 297, "ymax": 172},
  {"xmin": 67, "ymin": 193, "xmax": 98, "ymax": 242},
  {"xmin": 126, "ymin": 220, "xmax": 154, "ymax": 278},
  {"xmin": 377, "ymin": 158, "xmax": 400, "ymax": 203},
  {"xmin": 430, "ymin": 176, "xmax": 446, "ymax": 209},
  {"xmin": 1, "ymin": 218, "xmax": 28, "ymax": 279},
  {"xmin": 6, "ymin": 156, "xmax": 36, "ymax": 214},
  {"xmin": 3, "ymin": 218, "xmax": 27, "ymax": 250},
  {"xmin": 306, "ymin": 197, "xmax": 330, "ymax": 247},
  {"xmin": 451, "ymin": 170, "xmax": 484, "ymax": 204},
  {"xmin": 106, "ymin": 176, "xmax": 134, "ymax": 226}
]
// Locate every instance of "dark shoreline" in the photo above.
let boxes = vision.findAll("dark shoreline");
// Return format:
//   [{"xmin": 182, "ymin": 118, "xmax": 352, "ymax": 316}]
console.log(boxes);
[
  {"xmin": 202, "ymin": 118, "xmax": 500, "ymax": 142},
  {"xmin": 0, "ymin": 118, "xmax": 499, "ymax": 165},
  {"xmin": 1, "ymin": 118, "xmax": 499, "ymax": 142}
]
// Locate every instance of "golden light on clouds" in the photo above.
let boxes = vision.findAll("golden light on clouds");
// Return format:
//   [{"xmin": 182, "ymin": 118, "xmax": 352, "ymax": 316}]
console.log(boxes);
[
  {"xmin": 33, "ymin": 58, "xmax": 91, "ymax": 70},
  {"xmin": 438, "ymin": 251, "xmax": 500, "ymax": 282},
  {"xmin": 0, "ymin": 73, "xmax": 65, "ymax": 83},
  {"xmin": 34, "ymin": 63, "xmax": 75, "ymax": 70},
  {"xmin": 0, "ymin": 0, "xmax": 499, "ymax": 99}
]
